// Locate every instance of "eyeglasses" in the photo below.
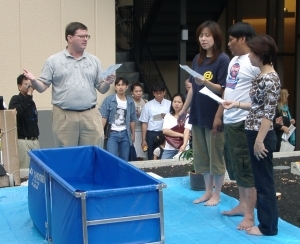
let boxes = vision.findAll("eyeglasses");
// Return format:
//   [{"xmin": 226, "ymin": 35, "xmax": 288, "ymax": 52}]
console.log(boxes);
[{"xmin": 74, "ymin": 34, "xmax": 91, "ymax": 40}]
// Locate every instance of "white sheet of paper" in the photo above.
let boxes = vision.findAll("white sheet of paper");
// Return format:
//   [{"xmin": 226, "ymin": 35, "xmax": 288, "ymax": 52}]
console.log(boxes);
[
  {"xmin": 99, "ymin": 63, "xmax": 122, "ymax": 80},
  {"xmin": 280, "ymin": 140, "xmax": 295, "ymax": 152},
  {"xmin": 199, "ymin": 86, "xmax": 224, "ymax": 104},
  {"xmin": 281, "ymin": 124, "xmax": 296, "ymax": 141},
  {"xmin": 153, "ymin": 114, "xmax": 163, "ymax": 121},
  {"xmin": 179, "ymin": 64, "xmax": 204, "ymax": 80}
]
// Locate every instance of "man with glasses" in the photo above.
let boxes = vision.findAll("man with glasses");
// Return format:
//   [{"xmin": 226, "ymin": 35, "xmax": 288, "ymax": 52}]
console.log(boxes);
[{"xmin": 23, "ymin": 22, "xmax": 115, "ymax": 148}]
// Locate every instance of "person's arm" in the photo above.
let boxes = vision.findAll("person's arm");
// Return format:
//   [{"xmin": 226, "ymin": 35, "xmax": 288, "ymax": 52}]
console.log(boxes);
[
  {"xmin": 280, "ymin": 126, "xmax": 290, "ymax": 134},
  {"xmin": 141, "ymin": 122, "xmax": 148, "ymax": 149},
  {"xmin": 179, "ymin": 128, "xmax": 191, "ymax": 152},
  {"xmin": 178, "ymin": 86, "xmax": 193, "ymax": 125},
  {"xmin": 162, "ymin": 128, "xmax": 183, "ymax": 138},
  {"xmin": 182, "ymin": 85, "xmax": 193, "ymax": 112},
  {"xmin": 274, "ymin": 114, "xmax": 288, "ymax": 134},
  {"xmin": 223, "ymin": 100, "xmax": 251, "ymax": 111},
  {"xmin": 130, "ymin": 121, "xmax": 135, "ymax": 143},
  {"xmin": 97, "ymin": 74, "xmax": 116, "ymax": 94},
  {"xmin": 102, "ymin": 117, "xmax": 107, "ymax": 128},
  {"xmin": 23, "ymin": 69, "xmax": 49, "ymax": 93},
  {"xmin": 194, "ymin": 77, "xmax": 223, "ymax": 95},
  {"xmin": 212, "ymin": 89, "xmax": 225, "ymax": 138},
  {"xmin": 255, "ymin": 76, "xmax": 281, "ymax": 159},
  {"xmin": 254, "ymin": 118, "xmax": 271, "ymax": 159},
  {"xmin": 290, "ymin": 119, "xmax": 296, "ymax": 125},
  {"xmin": 153, "ymin": 147, "xmax": 160, "ymax": 160},
  {"xmin": 9, "ymin": 87, "xmax": 34, "ymax": 117},
  {"xmin": 129, "ymin": 100, "xmax": 136, "ymax": 143}
]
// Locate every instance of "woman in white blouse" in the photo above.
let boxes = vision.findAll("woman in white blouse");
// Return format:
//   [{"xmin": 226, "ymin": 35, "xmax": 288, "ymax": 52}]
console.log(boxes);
[{"xmin": 162, "ymin": 93, "xmax": 191, "ymax": 159}]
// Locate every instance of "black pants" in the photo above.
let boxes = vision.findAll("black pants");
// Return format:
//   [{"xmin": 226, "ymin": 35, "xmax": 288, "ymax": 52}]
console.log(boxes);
[
  {"xmin": 146, "ymin": 130, "xmax": 161, "ymax": 160},
  {"xmin": 246, "ymin": 129, "xmax": 278, "ymax": 236}
]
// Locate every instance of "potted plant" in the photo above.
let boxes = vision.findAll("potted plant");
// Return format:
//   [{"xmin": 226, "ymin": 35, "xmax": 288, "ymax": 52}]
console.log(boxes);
[{"xmin": 179, "ymin": 147, "xmax": 205, "ymax": 191}]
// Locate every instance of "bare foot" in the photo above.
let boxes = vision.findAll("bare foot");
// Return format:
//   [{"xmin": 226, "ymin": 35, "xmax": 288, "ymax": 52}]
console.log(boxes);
[
  {"xmin": 246, "ymin": 226, "xmax": 263, "ymax": 236},
  {"xmin": 221, "ymin": 204, "xmax": 245, "ymax": 216},
  {"xmin": 237, "ymin": 217, "xmax": 254, "ymax": 230},
  {"xmin": 204, "ymin": 193, "xmax": 220, "ymax": 206},
  {"xmin": 193, "ymin": 192, "xmax": 212, "ymax": 204}
]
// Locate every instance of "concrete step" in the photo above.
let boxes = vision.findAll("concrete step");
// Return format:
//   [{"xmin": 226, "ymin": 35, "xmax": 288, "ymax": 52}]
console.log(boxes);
[
  {"xmin": 116, "ymin": 71, "xmax": 139, "ymax": 83},
  {"xmin": 116, "ymin": 51, "xmax": 131, "ymax": 63}
]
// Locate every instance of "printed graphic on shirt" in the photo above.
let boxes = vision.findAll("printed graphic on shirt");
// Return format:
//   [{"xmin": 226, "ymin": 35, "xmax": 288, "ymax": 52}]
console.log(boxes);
[
  {"xmin": 226, "ymin": 63, "xmax": 240, "ymax": 89},
  {"xmin": 113, "ymin": 107, "xmax": 127, "ymax": 126},
  {"xmin": 203, "ymin": 71, "xmax": 213, "ymax": 81}
]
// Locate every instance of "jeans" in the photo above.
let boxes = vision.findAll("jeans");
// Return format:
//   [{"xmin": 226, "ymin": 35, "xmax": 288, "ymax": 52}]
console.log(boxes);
[
  {"xmin": 161, "ymin": 149, "xmax": 178, "ymax": 159},
  {"xmin": 107, "ymin": 130, "xmax": 130, "ymax": 161}
]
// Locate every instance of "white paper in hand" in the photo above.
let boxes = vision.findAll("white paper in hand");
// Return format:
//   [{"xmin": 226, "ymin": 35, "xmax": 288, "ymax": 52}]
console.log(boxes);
[
  {"xmin": 179, "ymin": 64, "xmax": 204, "ymax": 79},
  {"xmin": 281, "ymin": 124, "xmax": 296, "ymax": 141},
  {"xmin": 99, "ymin": 63, "xmax": 122, "ymax": 80},
  {"xmin": 153, "ymin": 114, "xmax": 163, "ymax": 121},
  {"xmin": 199, "ymin": 87, "xmax": 224, "ymax": 104}
]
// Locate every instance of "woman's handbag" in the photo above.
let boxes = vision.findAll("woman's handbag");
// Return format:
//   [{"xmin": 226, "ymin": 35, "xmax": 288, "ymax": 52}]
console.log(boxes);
[{"xmin": 164, "ymin": 125, "xmax": 185, "ymax": 149}]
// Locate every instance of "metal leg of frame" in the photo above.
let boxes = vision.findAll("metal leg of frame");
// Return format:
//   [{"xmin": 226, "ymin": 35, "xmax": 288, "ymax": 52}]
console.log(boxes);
[
  {"xmin": 158, "ymin": 184, "xmax": 166, "ymax": 244},
  {"xmin": 80, "ymin": 192, "xmax": 88, "ymax": 244},
  {"xmin": 45, "ymin": 172, "xmax": 53, "ymax": 243}
]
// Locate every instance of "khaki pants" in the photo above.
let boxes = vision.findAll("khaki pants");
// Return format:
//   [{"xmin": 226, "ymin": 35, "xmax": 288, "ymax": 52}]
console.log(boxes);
[
  {"xmin": 18, "ymin": 139, "xmax": 40, "ymax": 178},
  {"xmin": 52, "ymin": 105, "xmax": 104, "ymax": 148},
  {"xmin": 192, "ymin": 125, "xmax": 225, "ymax": 175}
]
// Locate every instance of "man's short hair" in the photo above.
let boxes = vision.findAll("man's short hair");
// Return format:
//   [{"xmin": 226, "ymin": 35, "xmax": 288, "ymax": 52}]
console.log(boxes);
[
  {"xmin": 228, "ymin": 22, "xmax": 256, "ymax": 41},
  {"xmin": 115, "ymin": 77, "xmax": 129, "ymax": 86},
  {"xmin": 65, "ymin": 22, "xmax": 88, "ymax": 41},
  {"xmin": 17, "ymin": 74, "xmax": 27, "ymax": 85},
  {"xmin": 152, "ymin": 82, "xmax": 166, "ymax": 92}
]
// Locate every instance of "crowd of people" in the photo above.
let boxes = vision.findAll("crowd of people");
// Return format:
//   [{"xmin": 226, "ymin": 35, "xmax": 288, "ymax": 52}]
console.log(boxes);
[{"xmin": 5, "ymin": 20, "xmax": 295, "ymax": 237}]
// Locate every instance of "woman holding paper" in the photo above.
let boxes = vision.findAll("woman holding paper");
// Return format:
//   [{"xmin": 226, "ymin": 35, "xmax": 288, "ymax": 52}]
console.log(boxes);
[
  {"xmin": 178, "ymin": 21, "xmax": 230, "ymax": 206},
  {"xmin": 223, "ymin": 34, "xmax": 280, "ymax": 236},
  {"xmin": 274, "ymin": 88, "xmax": 296, "ymax": 151}
]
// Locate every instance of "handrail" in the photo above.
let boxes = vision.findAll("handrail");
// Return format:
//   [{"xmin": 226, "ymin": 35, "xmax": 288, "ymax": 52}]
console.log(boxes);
[
  {"xmin": 131, "ymin": 0, "xmax": 172, "ymax": 99},
  {"xmin": 135, "ymin": 44, "xmax": 172, "ymax": 100}
]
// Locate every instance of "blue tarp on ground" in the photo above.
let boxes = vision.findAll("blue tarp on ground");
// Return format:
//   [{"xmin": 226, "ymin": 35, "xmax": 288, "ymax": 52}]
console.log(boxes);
[{"xmin": 0, "ymin": 176, "xmax": 300, "ymax": 244}]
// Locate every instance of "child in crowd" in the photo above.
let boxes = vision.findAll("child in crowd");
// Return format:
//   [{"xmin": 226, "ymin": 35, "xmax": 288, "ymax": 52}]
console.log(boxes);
[{"xmin": 153, "ymin": 132, "xmax": 166, "ymax": 160}]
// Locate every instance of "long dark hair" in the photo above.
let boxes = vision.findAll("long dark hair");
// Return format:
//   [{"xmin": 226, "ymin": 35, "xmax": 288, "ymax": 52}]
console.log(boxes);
[
  {"xmin": 170, "ymin": 93, "xmax": 185, "ymax": 115},
  {"xmin": 196, "ymin": 21, "xmax": 223, "ymax": 65}
]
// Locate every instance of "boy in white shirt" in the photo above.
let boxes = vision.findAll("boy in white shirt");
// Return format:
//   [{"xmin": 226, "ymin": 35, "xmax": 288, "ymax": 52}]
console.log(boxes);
[{"xmin": 139, "ymin": 82, "xmax": 171, "ymax": 160}]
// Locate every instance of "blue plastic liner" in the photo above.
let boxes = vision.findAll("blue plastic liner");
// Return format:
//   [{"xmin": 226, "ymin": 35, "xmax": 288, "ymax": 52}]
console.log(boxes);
[{"xmin": 28, "ymin": 146, "xmax": 166, "ymax": 244}]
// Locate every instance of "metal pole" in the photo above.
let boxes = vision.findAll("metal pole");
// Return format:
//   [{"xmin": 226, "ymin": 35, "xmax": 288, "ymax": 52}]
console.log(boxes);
[
  {"xmin": 295, "ymin": 0, "xmax": 300, "ymax": 150},
  {"xmin": 80, "ymin": 192, "xmax": 88, "ymax": 244},
  {"xmin": 178, "ymin": 0, "xmax": 187, "ymax": 95}
]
